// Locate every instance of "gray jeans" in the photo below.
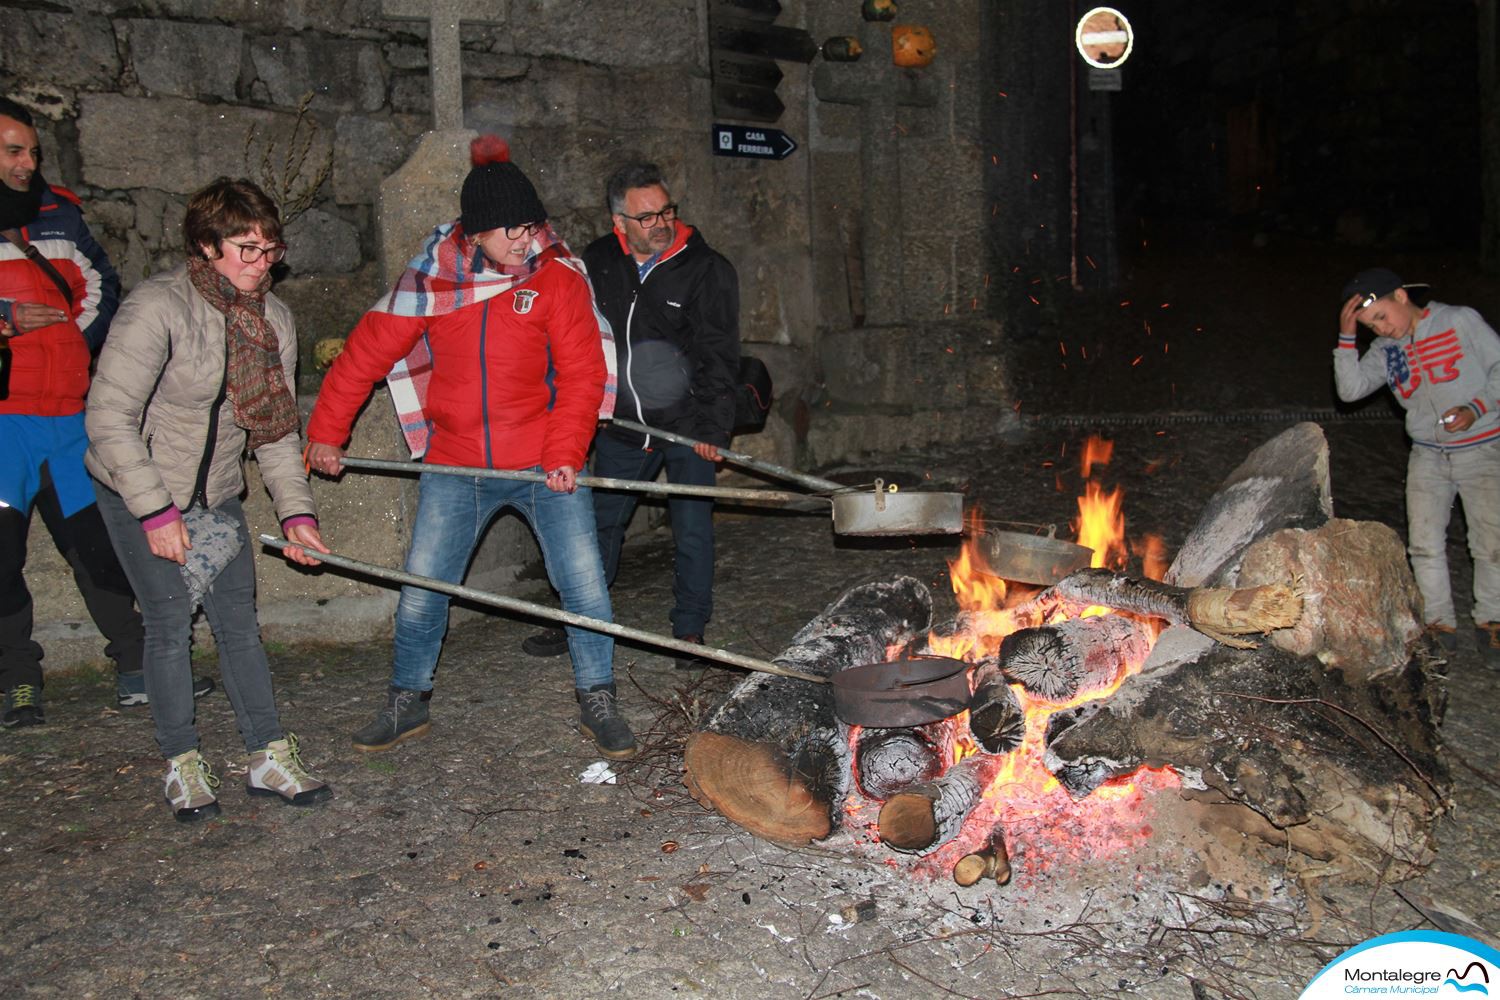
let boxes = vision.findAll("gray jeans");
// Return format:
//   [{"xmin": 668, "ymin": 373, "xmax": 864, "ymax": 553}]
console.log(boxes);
[
  {"xmin": 93, "ymin": 484, "xmax": 282, "ymax": 758},
  {"xmin": 1406, "ymin": 441, "xmax": 1500, "ymax": 628}
]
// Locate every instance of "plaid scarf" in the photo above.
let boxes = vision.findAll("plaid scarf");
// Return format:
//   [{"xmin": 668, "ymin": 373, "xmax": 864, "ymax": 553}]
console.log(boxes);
[
  {"xmin": 187, "ymin": 256, "xmax": 300, "ymax": 451},
  {"xmin": 377, "ymin": 221, "xmax": 616, "ymax": 459}
]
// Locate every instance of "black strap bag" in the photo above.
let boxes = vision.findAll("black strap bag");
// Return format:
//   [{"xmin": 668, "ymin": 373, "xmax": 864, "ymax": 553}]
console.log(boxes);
[{"xmin": 732, "ymin": 354, "xmax": 773, "ymax": 433}]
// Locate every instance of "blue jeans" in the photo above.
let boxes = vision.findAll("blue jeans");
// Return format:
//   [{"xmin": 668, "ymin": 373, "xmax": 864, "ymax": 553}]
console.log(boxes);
[
  {"xmin": 394, "ymin": 470, "xmax": 615, "ymax": 691},
  {"xmin": 94, "ymin": 485, "xmax": 281, "ymax": 758},
  {"xmin": 591, "ymin": 432, "xmax": 715, "ymax": 638}
]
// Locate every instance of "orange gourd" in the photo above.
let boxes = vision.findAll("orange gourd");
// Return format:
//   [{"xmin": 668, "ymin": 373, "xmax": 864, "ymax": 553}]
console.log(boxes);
[{"xmin": 891, "ymin": 24, "xmax": 936, "ymax": 68}]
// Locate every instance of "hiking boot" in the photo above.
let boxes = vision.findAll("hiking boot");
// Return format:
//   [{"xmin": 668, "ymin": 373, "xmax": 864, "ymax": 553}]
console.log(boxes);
[
  {"xmin": 577, "ymin": 682, "xmax": 637, "ymax": 760},
  {"xmin": 351, "ymin": 686, "xmax": 431, "ymax": 752},
  {"xmin": 247, "ymin": 734, "xmax": 332, "ymax": 806},
  {"xmin": 1425, "ymin": 623, "xmax": 1458, "ymax": 655},
  {"xmin": 522, "ymin": 626, "xmax": 570, "ymax": 658},
  {"xmin": 117, "ymin": 672, "xmax": 216, "ymax": 707},
  {"xmin": 1, "ymin": 684, "xmax": 44, "ymax": 728},
  {"xmin": 164, "ymin": 748, "xmax": 221, "ymax": 823},
  {"xmin": 674, "ymin": 633, "xmax": 708, "ymax": 671},
  {"xmin": 1475, "ymin": 622, "xmax": 1500, "ymax": 670}
]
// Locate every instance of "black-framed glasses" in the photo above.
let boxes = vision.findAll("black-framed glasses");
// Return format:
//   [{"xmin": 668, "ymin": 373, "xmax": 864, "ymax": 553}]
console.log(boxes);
[
  {"xmin": 503, "ymin": 221, "xmax": 547, "ymax": 240},
  {"xmin": 620, "ymin": 204, "xmax": 677, "ymax": 228},
  {"xmin": 225, "ymin": 239, "xmax": 287, "ymax": 264}
]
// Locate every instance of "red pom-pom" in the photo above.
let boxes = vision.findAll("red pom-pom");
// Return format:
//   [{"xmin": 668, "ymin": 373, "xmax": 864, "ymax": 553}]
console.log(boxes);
[{"xmin": 470, "ymin": 134, "xmax": 511, "ymax": 167}]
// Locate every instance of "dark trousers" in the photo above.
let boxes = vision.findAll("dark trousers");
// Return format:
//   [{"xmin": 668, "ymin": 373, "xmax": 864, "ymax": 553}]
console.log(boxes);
[
  {"xmin": 591, "ymin": 431, "xmax": 716, "ymax": 638},
  {"xmin": 0, "ymin": 462, "xmax": 145, "ymax": 691}
]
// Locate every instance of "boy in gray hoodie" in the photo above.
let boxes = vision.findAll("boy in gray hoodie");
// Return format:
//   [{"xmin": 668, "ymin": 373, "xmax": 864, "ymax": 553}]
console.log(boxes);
[{"xmin": 1334, "ymin": 267, "xmax": 1500, "ymax": 666}]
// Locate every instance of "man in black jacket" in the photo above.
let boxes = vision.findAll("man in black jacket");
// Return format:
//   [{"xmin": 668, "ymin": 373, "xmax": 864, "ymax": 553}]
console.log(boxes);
[{"xmin": 524, "ymin": 163, "xmax": 739, "ymax": 664}]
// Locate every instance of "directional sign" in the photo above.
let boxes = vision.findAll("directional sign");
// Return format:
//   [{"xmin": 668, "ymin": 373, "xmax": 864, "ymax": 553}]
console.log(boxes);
[
  {"xmin": 711, "ymin": 15, "xmax": 819, "ymax": 63},
  {"xmin": 713, "ymin": 124, "xmax": 798, "ymax": 161},
  {"xmin": 713, "ymin": 82, "xmax": 785, "ymax": 123},
  {"xmin": 711, "ymin": 0, "xmax": 781, "ymax": 21},
  {"xmin": 712, "ymin": 52, "xmax": 784, "ymax": 89}
]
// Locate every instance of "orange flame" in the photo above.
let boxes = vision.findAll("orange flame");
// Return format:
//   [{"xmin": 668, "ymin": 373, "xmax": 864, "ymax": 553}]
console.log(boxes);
[
  {"xmin": 856, "ymin": 445, "xmax": 1184, "ymax": 881},
  {"xmin": 1079, "ymin": 435, "xmax": 1114, "ymax": 480}
]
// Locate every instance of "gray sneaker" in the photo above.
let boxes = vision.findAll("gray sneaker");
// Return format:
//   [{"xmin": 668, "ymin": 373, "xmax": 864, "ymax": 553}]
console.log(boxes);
[
  {"xmin": 163, "ymin": 748, "xmax": 221, "ymax": 823},
  {"xmin": 351, "ymin": 686, "xmax": 431, "ymax": 752},
  {"xmin": 247, "ymin": 734, "xmax": 332, "ymax": 806},
  {"xmin": 577, "ymin": 682, "xmax": 637, "ymax": 760}
]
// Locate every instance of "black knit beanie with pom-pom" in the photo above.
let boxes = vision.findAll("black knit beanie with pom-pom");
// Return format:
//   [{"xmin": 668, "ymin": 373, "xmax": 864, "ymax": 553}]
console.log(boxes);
[{"xmin": 460, "ymin": 135, "xmax": 546, "ymax": 235}]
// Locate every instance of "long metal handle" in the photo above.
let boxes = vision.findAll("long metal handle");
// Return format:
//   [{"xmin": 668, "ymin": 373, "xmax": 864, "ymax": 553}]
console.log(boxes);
[
  {"xmin": 608, "ymin": 417, "xmax": 847, "ymax": 493},
  {"xmin": 258, "ymin": 536, "xmax": 826, "ymax": 685},
  {"xmin": 340, "ymin": 456, "xmax": 826, "ymax": 507}
]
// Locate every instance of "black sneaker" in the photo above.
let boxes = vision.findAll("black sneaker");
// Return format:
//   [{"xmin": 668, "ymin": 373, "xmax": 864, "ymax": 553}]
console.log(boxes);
[
  {"xmin": 1475, "ymin": 622, "xmax": 1500, "ymax": 670},
  {"xmin": 351, "ymin": 686, "xmax": 431, "ymax": 752},
  {"xmin": 117, "ymin": 672, "xmax": 216, "ymax": 707},
  {"xmin": 2, "ymin": 684, "xmax": 45, "ymax": 728},
  {"xmin": 674, "ymin": 633, "xmax": 708, "ymax": 671},
  {"xmin": 1425, "ymin": 623, "xmax": 1458, "ymax": 655},
  {"xmin": 577, "ymin": 682, "xmax": 637, "ymax": 760},
  {"xmin": 522, "ymin": 627, "xmax": 570, "ymax": 658}
]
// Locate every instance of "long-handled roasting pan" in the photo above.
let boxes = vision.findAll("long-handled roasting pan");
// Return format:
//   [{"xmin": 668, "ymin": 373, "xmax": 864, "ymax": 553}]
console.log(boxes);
[
  {"xmin": 339, "ymin": 455, "xmax": 962, "ymax": 538},
  {"xmin": 608, "ymin": 417, "xmax": 965, "ymax": 537},
  {"xmin": 261, "ymin": 537, "xmax": 976, "ymax": 724}
]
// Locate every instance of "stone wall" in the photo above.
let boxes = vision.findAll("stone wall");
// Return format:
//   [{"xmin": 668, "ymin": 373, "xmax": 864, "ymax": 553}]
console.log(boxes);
[{"xmin": 4, "ymin": 0, "xmax": 999, "ymax": 667}]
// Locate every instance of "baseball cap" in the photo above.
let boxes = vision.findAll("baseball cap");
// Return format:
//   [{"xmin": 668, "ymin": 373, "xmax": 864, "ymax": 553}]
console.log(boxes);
[{"xmin": 1341, "ymin": 267, "xmax": 1427, "ymax": 308}]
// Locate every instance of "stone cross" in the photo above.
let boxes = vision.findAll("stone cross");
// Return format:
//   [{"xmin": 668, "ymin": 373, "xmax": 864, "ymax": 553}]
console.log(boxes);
[
  {"xmin": 813, "ymin": 19, "xmax": 939, "ymax": 327},
  {"xmin": 382, "ymin": 0, "xmax": 509, "ymax": 132}
]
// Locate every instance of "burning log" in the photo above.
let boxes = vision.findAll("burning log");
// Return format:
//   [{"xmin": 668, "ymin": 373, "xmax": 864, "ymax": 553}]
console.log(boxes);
[
  {"xmin": 855, "ymin": 728, "xmax": 944, "ymax": 801},
  {"xmin": 953, "ymin": 823, "xmax": 1011, "ymax": 887},
  {"xmin": 683, "ymin": 576, "xmax": 933, "ymax": 846},
  {"xmin": 999, "ymin": 613, "xmax": 1154, "ymax": 704},
  {"xmin": 876, "ymin": 750, "xmax": 1008, "ymax": 855},
  {"xmin": 967, "ymin": 658, "xmax": 1026, "ymax": 753},
  {"xmin": 1021, "ymin": 568, "xmax": 1302, "ymax": 649}
]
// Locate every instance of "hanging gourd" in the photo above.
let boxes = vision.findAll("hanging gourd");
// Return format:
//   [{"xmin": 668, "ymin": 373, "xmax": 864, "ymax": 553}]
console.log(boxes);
[
  {"xmin": 822, "ymin": 36, "xmax": 864, "ymax": 62},
  {"xmin": 891, "ymin": 23, "xmax": 936, "ymax": 68},
  {"xmin": 862, "ymin": 0, "xmax": 898, "ymax": 21}
]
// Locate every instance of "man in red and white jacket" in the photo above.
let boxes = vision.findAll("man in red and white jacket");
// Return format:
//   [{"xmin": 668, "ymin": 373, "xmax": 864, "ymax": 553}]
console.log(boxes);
[{"xmin": 0, "ymin": 97, "xmax": 171, "ymax": 726}]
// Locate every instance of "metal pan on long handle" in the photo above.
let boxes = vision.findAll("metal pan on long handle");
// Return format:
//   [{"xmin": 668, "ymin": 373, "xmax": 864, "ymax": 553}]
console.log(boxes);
[
  {"xmin": 259, "ymin": 536, "xmax": 827, "ymax": 684},
  {"xmin": 608, "ymin": 417, "xmax": 964, "ymax": 536},
  {"xmin": 339, "ymin": 457, "xmax": 963, "ymax": 537},
  {"xmin": 609, "ymin": 416, "xmax": 845, "ymax": 492}
]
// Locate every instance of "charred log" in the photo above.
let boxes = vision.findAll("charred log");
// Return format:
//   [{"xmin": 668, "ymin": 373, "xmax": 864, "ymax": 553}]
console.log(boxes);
[
  {"xmin": 968, "ymin": 658, "xmax": 1026, "ymax": 754},
  {"xmin": 1015, "ymin": 568, "xmax": 1302, "ymax": 649},
  {"xmin": 953, "ymin": 823, "xmax": 1012, "ymax": 887},
  {"xmin": 1043, "ymin": 627, "xmax": 1449, "ymax": 869},
  {"xmin": 855, "ymin": 728, "xmax": 944, "ymax": 801},
  {"xmin": 999, "ymin": 614, "xmax": 1155, "ymax": 704},
  {"xmin": 877, "ymin": 751, "xmax": 1008, "ymax": 855},
  {"xmin": 683, "ymin": 576, "xmax": 933, "ymax": 846}
]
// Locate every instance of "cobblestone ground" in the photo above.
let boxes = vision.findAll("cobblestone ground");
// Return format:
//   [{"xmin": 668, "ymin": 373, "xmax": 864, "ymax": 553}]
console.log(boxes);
[{"xmin": 2, "ymin": 408, "xmax": 1497, "ymax": 999}]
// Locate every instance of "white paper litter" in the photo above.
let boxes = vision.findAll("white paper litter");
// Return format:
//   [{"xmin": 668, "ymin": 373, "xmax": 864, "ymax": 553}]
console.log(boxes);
[{"xmin": 579, "ymin": 761, "xmax": 617, "ymax": 784}]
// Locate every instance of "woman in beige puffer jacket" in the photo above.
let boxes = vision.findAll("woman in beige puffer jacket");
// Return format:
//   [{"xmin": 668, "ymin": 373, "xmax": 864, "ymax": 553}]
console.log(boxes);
[{"xmin": 85, "ymin": 177, "xmax": 333, "ymax": 824}]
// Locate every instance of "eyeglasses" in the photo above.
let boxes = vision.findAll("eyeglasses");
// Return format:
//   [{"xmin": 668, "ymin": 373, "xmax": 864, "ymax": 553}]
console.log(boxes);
[
  {"xmin": 620, "ymin": 204, "xmax": 677, "ymax": 228},
  {"xmin": 503, "ymin": 222, "xmax": 547, "ymax": 240},
  {"xmin": 225, "ymin": 239, "xmax": 287, "ymax": 264}
]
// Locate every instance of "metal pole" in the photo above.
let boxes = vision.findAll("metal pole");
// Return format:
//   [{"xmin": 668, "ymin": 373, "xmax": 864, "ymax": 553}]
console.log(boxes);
[
  {"xmin": 340, "ymin": 456, "xmax": 826, "ymax": 506},
  {"xmin": 608, "ymin": 418, "xmax": 848, "ymax": 493},
  {"xmin": 258, "ymin": 535, "xmax": 827, "ymax": 685}
]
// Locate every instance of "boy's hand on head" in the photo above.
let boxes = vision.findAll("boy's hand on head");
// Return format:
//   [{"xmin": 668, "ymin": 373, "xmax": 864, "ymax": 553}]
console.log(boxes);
[{"xmin": 1339, "ymin": 294, "xmax": 1363, "ymax": 336}]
